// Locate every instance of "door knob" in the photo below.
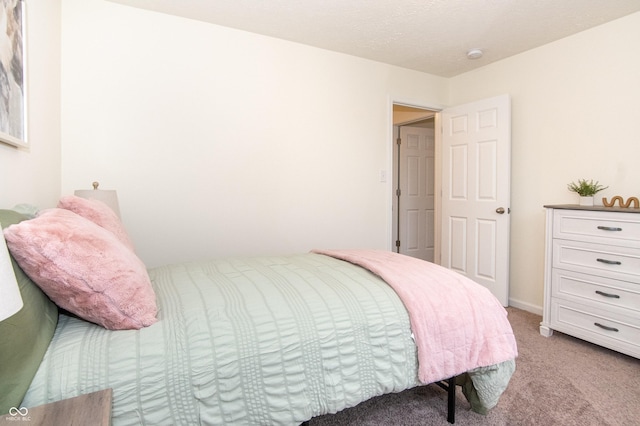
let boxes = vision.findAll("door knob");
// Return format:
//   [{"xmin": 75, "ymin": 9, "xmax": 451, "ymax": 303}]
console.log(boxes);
[{"xmin": 496, "ymin": 207, "xmax": 506, "ymax": 214}]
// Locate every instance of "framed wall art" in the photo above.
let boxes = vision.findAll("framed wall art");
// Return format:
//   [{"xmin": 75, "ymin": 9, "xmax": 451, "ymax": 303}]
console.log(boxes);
[{"xmin": 0, "ymin": 0, "xmax": 27, "ymax": 148}]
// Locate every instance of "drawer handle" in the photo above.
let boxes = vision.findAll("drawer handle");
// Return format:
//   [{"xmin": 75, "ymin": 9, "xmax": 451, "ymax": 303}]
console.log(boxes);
[
  {"xmin": 595, "ymin": 290, "xmax": 620, "ymax": 299},
  {"xmin": 596, "ymin": 258, "xmax": 622, "ymax": 265},
  {"xmin": 594, "ymin": 322, "xmax": 619, "ymax": 332},
  {"xmin": 597, "ymin": 226, "xmax": 622, "ymax": 232}
]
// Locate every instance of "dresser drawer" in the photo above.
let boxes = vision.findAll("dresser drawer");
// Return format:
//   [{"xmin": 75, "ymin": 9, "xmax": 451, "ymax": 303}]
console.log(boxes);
[
  {"xmin": 553, "ymin": 209, "xmax": 640, "ymax": 248},
  {"xmin": 553, "ymin": 239, "xmax": 640, "ymax": 283},
  {"xmin": 550, "ymin": 299, "xmax": 640, "ymax": 358},
  {"xmin": 551, "ymin": 268, "xmax": 640, "ymax": 313}
]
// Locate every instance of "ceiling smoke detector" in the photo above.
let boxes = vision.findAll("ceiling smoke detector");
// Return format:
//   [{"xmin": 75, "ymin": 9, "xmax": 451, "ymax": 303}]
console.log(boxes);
[{"xmin": 467, "ymin": 48, "xmax": 483, "ymax": 59}]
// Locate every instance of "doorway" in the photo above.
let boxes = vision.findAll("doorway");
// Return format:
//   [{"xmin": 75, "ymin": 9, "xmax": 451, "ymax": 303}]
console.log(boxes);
[
  {"xmin": 392, "ymin": 104, "xmax": 438, "ymax": 262},
  {"xmin": 390, "ymin": 96, "xmax": 511, "ymax": 306}
]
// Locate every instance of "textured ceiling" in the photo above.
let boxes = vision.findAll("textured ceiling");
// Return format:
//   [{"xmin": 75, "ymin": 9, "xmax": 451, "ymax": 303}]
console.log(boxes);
[{"xmin": 108, "ymin": 0, "xmax": 640, "ymax": 77}]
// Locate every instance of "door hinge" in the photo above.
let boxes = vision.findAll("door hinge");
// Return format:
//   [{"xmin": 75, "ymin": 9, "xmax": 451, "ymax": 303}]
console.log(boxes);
[
  {"xmin": 396, "ymin": 137, "xmax": 401, "ymax": 145},
  {"xmin": 396, "ymin": 240, "xmax": 401, "ymax": 248},
  {"xmin": 396, "ymin": 189, "xmax": 401, "ymax": 197}
]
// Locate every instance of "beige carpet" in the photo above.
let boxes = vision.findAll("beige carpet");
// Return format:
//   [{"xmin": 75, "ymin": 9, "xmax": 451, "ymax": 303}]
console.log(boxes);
[{"xmin": 310, "ymin": 307, "xmax": 640, "ymax": 425}]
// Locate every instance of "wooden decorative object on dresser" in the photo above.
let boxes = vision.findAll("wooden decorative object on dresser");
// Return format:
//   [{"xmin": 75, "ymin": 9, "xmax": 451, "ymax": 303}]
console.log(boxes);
[{"xmin": 540, "ymin": 205, "xmax": 640, "ymax": 359}]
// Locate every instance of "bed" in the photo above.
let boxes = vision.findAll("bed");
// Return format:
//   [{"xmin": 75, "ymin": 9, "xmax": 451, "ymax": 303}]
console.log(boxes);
[{"xmin": 0, "ymin": 201, "xmax": 517, "ymax": 425}]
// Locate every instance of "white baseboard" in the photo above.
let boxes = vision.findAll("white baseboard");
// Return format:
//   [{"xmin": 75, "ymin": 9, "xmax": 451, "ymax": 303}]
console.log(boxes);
[{"xmin": 508, "ymin": 298, "xmax": 542, "ymax": 316}]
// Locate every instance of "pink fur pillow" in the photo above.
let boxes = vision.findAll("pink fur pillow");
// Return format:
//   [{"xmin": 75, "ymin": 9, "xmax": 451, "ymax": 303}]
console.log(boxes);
[
  {"xmin": 57, "ymin": 195, "xmax": 135, "ymax": 252},
  {"xmin": 3, "ymin": 208, "xmax": 157, "ymax": 330}
]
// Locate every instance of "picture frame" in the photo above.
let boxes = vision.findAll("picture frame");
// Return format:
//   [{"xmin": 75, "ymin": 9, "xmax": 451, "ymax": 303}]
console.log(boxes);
[{"xmin": 0, "ymin": 0, "xmax": 27, "ymax": 148}]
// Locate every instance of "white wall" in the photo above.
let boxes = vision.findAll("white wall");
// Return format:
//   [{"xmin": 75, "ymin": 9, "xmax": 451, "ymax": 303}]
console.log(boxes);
[
  {"xmin": 449, "ymin": 12, "xmax": 640, "ymax": 313},
  {"xmin": 60, "ymin": 0, "xmax": 449, "ymax": 267},
  {"xmin": 0, "ymin": 0, "xmax": 61, "ymax": 210},
  {"xmin": 18, "ymin": 1, "xmax": 633, "ymax": 312}
]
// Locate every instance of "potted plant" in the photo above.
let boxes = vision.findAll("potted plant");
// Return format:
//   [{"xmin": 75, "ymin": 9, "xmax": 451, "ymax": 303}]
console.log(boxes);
[{"xmin": 567, "ymin": 179, "xmax": 608, "ymax": 206}]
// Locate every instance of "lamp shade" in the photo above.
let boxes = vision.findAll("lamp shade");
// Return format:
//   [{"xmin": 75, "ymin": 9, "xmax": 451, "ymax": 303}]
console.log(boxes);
[
  {"xmin": 74, "ymin": 181, "xmax": 121, "ymax": 218},
  {"xmin": 0, "ymin": 224, "xmax": 23, "ymax": 321}
]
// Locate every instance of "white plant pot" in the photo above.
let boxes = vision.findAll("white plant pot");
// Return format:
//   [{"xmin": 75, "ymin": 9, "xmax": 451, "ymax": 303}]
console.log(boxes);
[{"xmin": 579, "ymin": 196, "xmax": 594, "ymax": 206}]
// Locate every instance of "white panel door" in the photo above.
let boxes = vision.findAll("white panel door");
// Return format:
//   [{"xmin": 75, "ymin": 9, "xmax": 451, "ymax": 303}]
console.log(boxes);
[
  {"xmin": 441, "ymin": 95, "xmax": 511, "ymax": 305},
  {"xmin": 399, "ymin": 126, "xmax": 435, "ymax": 261}
]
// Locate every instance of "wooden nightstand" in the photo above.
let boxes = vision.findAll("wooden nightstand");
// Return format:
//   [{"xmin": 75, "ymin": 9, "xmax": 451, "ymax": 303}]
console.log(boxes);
[{"xmin": 1, "ymin": 389, "xmax": 112, "ymax": 426}]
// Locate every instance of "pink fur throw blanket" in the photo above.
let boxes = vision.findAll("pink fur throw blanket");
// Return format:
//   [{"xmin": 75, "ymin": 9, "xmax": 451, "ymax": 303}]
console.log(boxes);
[{"xmin": 312, "ymin": 249, "xmax": 518, "ymax": 384}]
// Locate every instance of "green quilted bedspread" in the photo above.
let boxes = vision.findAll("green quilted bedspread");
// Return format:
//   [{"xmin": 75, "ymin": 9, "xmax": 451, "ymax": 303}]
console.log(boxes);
[{"xmin": 22, "ymin": 253, "xmax": 511, "ymax": 425}]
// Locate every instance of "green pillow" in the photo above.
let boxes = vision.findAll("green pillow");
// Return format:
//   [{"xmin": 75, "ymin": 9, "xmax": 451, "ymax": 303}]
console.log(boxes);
[{"xmin": 0, "ymin": 210, "xmax": 58, "ymax": 414}]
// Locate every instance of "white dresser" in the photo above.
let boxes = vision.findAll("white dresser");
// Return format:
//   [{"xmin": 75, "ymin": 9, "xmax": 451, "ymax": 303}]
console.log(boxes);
[{"xmin": 540, "ymin": 205, "xmax": 640, "ymax": 358}]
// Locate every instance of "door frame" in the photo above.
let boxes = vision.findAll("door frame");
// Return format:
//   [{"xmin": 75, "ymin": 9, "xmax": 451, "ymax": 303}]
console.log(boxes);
[{"xmin": 388, "ymin": 99, "xmax": 443, "ymax": 264}]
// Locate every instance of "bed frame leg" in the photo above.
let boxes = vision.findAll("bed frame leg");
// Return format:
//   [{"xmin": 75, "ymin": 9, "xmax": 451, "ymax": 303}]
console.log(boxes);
[
  {"xmin": 435, "ymin": 376, "xmax": 456, "ymax": 423},
  {"xmin": 446, "ymin": 376, "xmax": 456, "ymax": 424}
]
